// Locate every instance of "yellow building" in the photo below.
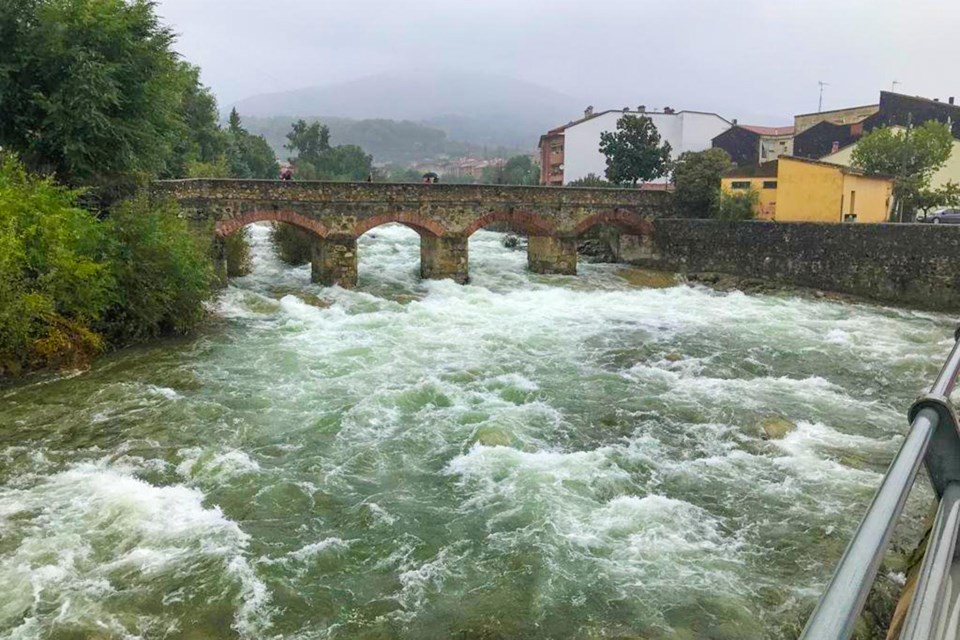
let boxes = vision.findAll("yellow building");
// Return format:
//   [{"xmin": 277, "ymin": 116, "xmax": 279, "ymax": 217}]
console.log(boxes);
[{"xmin": 721, "ymin": 156, "xmax": 894, "ymax": 223}]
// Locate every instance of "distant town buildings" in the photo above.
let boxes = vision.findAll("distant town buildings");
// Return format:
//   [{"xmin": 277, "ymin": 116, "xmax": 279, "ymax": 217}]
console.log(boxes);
[
  {"xmin": 539, "ymin": 106, "xmax": 731, "ymax": 185},
  {"xmin": 413, "ymin": 157, "xmax": 509, "ymax": 180}
]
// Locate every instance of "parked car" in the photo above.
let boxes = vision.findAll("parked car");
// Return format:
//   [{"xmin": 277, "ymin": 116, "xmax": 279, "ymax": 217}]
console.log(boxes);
[{"xmin": 926, "ymin": 208, "xmax": 960, "ymax": 224}]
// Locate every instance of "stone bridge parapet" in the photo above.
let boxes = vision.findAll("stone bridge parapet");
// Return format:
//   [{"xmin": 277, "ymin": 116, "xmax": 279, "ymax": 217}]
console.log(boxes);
[{"xmin": 151, "ymin": 179, "xmax": 672, "ymax": 286}]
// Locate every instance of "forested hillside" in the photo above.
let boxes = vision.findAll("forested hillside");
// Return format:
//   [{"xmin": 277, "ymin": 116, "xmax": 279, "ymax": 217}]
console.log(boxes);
[{"xmin": 243, "ymin": 116, "xmax": 525, "ymax": 165}]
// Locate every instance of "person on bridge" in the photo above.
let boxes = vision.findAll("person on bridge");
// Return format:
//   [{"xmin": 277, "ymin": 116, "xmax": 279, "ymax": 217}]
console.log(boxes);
[{"xmin": 280, "ymin": 167, "xmax": 293, "ymax": 181}]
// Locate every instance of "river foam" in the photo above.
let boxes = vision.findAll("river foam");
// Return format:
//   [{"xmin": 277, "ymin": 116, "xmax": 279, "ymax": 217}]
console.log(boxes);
[{"xmin": 0, "ymin": 221, "xmax": 949, "ymax": 639}]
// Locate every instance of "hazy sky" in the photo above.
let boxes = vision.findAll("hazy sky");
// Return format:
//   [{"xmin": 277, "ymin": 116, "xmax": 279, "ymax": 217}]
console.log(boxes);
[{"xmin": 155, "ymin": 0, "xmax": 960, "ymax": 124}]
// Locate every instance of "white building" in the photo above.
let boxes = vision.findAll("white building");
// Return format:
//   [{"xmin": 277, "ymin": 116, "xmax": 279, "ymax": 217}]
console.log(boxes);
[{"xmin": 558, "ymin": 108, "xmax": 732, "ymax": 185}]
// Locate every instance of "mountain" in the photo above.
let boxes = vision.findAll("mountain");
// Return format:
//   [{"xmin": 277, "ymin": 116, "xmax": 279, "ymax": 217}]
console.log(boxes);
[
  {"xmin": 231, "ymin": 71, "xmax": 584, "ymax": 150},
  {"xmin": 242, "ymin": 115, "xmax": 525, "ymax": 165}
]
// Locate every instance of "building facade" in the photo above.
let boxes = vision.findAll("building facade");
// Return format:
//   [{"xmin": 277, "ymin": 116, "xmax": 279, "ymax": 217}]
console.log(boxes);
[
  {"xmin": 712, "ymin": 124, "xmax": 794, "ymax": 166},
  {"xmin": 722, "ymin": 156, "xmax": 893, "ymax": 223},
  {"xmin": 540, "ymin": 107, "xmax": 731, "ymax": 185},
  {"xmin": 538, "ymin": 128, "xmax": 566, "ymax": 186}
]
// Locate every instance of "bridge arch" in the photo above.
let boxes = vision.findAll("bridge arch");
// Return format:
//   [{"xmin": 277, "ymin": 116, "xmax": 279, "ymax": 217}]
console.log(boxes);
[
  {"xmin": 215, "ymin": 210, "xmax": 328, "ymax": 238},
  {"xmin": 462, "ymin": 210, "xmax": 556, "ymax": 237},
  {"xmin": 352, "ymin": 212, "xmax": 447, "ymax": 238},
  {"xmin": 573, "ymin": 209, "xmax": 653, "ymax": 237}
]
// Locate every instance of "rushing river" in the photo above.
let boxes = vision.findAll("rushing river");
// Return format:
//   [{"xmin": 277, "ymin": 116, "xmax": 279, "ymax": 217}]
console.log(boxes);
[{"xmin": 0, "ymin": 223, "xmax": 953, "ymax": 639}]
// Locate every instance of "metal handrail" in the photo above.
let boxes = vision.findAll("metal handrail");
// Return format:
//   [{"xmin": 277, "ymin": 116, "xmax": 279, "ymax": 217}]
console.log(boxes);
[{"xmin": 800, "ymin": 331, "xmax": 960, "ymax": 640}]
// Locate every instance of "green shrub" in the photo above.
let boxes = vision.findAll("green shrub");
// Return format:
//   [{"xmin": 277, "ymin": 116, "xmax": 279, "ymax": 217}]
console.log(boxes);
[
  {"xmin": 0, "ymin": 154, "xmax": 112, "ymax": 374},
  {"xmin": 718, "ymin": 188, "xmax": 759, "ymax": 221},
  {"xmin": 225, "ymin": 229, "xmax": 253, "ymax": 277},
  {"xmin": 269, "ymin": 223, "xmax": 314, "ymax": 266},
  {"xmin": 99, "ymin": 196, "xmax": 214, "ymax": 345}
]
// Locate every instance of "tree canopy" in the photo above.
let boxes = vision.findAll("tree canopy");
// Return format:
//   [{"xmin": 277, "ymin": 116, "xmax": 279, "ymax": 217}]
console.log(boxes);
[
  {"xmin": 851, "ymin": 121, "xmax": 955, "ymax": 218},
  {"xmin": 285, "ymin": 119, "xmax": 373, "ymax": 181},
  {"xmin": 672, "ymin": 148, "xmax": 733, "ymax": 217},
  {"xmin": 598, "ymin": 115, "xmax": 672, "ymax": 185}
]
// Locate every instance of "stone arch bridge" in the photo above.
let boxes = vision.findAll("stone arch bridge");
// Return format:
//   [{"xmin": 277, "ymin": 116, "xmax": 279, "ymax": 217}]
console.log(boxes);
[{"xmin": 151, "ymin": 180, "xmax": 670, "ymax": 287}]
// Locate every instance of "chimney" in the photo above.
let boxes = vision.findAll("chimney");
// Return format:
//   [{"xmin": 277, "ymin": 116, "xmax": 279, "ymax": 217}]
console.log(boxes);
[
  {"xmin": 732, "ymin": 118, "xmax": 738, "ymax": 125},
  {"xmin": 935, "ymin": 98, "xmax": 940, "ymax": 102},
  {"xmin": 831, "ymin": 141, "xmax": 840, "ymax": 154},
  {"xmin": 950, "ymin": 97, "xmax": 956, "ymax": 105},
  {"xmin": 664, "ymin": 106, "xmax": 673, "ymax": 114},
  {"xmin": 637, "ymin": 105, "xmax": 646, "ymax": 113},
  {"xmin": 623, "ymin": 107, "xmax": 630, "ymax": 112},
  {"xmin": 584, "ymin": 105, "xmax": 594, "ymax": 118}
]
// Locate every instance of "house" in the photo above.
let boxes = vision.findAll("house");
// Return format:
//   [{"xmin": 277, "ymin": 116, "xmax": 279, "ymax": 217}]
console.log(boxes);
[
  {"xmin": 539, "ymin": 105, "xmax": 731, "ymax": 185},
  {"xmin": 712, "ymin": 123, "xmax": 795, "ymax": 166},
  {"xmin": 819, "ymin": 127, "xmax": 960, "ymax": 194},
  {"xmin": 794, "ymin": 91, "xmax": 960, "ymax": 159},
  {"xmin": 721, "ymin": 156, "xmax": 894, "ymax": 223},
  {"xmin": 538, "ymin": 126, "xmax": 566, "ymax": 186}
]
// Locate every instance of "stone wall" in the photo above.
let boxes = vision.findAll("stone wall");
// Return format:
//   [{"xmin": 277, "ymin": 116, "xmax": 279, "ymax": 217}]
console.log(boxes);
[{"xmin": 644, "ymin": 219, "xmax": 960, "ymax": 310}]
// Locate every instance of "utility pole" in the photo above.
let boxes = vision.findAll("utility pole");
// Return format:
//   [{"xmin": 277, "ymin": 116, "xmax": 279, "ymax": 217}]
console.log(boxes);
[{"xmin": 818, "ymin": 81, "xmax": 830, "ymax": 112}]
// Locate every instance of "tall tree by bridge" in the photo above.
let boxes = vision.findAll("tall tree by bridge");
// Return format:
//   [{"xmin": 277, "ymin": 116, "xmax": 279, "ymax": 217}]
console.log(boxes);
[{"xmin": 284, "ymin": 119, "xmax": 374, "ymax": 181}]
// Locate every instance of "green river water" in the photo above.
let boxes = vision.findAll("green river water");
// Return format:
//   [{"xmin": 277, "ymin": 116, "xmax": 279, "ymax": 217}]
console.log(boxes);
[{"xmin": 0, "ymin": 224, "xmax": 952, "ymax": 639}]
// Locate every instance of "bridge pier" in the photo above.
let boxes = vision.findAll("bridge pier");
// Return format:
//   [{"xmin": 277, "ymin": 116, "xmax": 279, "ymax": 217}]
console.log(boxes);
[
  {"xmin": 421, "ymin": 236, "xmax": 469, "ymax": 283},
  {"xmin": 212, "ymin": 236, "xmax": 228, "ymax": 286},
  {"xmin": 311, "ymin": 236, "xmax": 358, "ymax": 288},
  {"xmin": 528, "ymin": 236, "xmax": 577, "ymax": 275}
]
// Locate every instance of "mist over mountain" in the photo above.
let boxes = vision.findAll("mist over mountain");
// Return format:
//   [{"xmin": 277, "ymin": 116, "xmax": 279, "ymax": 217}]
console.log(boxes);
[{"xmin": 231, "ymin": 71, "xmax": 584, "ymax": 150}]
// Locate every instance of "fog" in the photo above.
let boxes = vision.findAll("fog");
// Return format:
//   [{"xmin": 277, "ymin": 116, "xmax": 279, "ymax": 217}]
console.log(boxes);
[{"xmin": 155, "ymin": 0, "xmax": 960, "ymax": 125}]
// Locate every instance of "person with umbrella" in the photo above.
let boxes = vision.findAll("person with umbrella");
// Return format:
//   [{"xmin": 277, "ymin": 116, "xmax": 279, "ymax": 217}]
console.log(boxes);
[{"xmin": 422, "ymin": 172, "xmax": 439, "ymax": 184}]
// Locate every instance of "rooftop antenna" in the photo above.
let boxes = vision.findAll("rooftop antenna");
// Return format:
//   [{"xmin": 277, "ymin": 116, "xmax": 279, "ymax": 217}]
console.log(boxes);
[
  {"xmin": 818, "ymin": 81, "xmax": 830, "ymax": 112},
  {"xmin": 892, "ymin": 80, "xmax": 901, "ymax": 93}
]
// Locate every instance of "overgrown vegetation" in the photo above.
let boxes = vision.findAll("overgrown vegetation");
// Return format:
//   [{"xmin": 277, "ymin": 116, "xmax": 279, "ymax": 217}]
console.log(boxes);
[
  {"xmin": 0, "ymin": 0, "xmax": 288, "ymax": 377},
  {"xmin": 718, "ymin": 188, "xmax": 759, "ymax": 221},
  {"xmin": 0, "ymin": 155, "xmax": 213, "ymax": 376}
]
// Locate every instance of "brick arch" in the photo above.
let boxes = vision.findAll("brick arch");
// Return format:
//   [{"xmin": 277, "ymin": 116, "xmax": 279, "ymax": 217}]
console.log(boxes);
[
  {"xmin": 215, "ymin": 210, "xmax": 327, "ymax": 238},
  {"xmin": 352, "ymin": 212, "xmax": 447, "ymax": 238},
  {"xmin": 462, "ymin": 210, "xmax": 556, "ymax": 237},
  {"xmin": 573, "ymin": 209, "xmax": 653, "ymax": 237}
]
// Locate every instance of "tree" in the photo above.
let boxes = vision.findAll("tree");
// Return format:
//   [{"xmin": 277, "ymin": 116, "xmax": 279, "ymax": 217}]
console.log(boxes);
[
  {"xmin": 566, "ymin": 173, "xmax": 613, "ymax": 188},
  {"xmin": 717, "ymin": 188, "xmax": 758, "ymax": 221},
  {"xmin": 851, "ymin": 121, "xmax": 954, "ymax": 220},
  {"xmin": 672, "ymin": 149, "xmax": 733, "ymax": 217},
  {"xmin": 598, "ymin": 114, "xmax": 672, "ymax": 185},
  {"xmin": 0, "ymin": 0, "xmax": 216, "ymax": 202},
  {"xmin": 228, "ymin": 108, "xmax": 245, "ymax": 135},
  {"xmin": 223, "ymin": 110, "xmax": 279, "ymax": 179},
  {"xmin": 497, "ymin": 155, "xmax": 540, "ymax": 185},
  {"xmin": 285, "ymin": 119, "xmax": 331, "ymax": 166}
]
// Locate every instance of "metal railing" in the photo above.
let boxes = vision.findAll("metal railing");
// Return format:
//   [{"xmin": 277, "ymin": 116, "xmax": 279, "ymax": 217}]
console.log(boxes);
[{"xmin": 800, "ymin": 328, "xmax": 960, "ymax": 640}]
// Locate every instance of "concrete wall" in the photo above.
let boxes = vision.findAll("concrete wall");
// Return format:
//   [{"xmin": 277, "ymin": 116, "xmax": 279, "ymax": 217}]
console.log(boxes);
[
  {"xmin": 647, "ymin": 219, "xmax": 960, "ymax": 310},
  {"xmin": 562, "ymin": 110, "xmax": 730, "ymax": 184}
]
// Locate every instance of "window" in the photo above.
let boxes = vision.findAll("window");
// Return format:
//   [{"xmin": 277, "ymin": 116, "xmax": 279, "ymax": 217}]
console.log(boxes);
[
  {"xmin": 762, "ymin": 181, "xmax": 777, "ymax": 189},
  {"xmin": 849, "ymin": 190, "xmax": 856, "ymax": 214},
  {"xmin": 551, "ymin": 144, "xmax": 564, "ymax": 155},
  {"xmin": 730, "ymin": 181, "xmax": 751, "ymax": 189}
]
